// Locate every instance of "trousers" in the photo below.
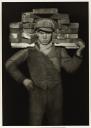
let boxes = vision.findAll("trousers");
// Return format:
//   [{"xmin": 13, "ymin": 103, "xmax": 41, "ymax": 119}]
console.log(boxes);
[{"xmin": 29, "ymin": 84, "xmax": 63, "ymax": 126}]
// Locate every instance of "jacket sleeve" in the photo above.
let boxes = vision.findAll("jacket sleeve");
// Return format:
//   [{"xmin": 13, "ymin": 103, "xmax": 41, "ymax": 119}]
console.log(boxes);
[
  {"xmin": 60, "ymin": 47, "xmax": 82, "ymax": 73},
  {"xmin": 5, "ymin": 48, "xmax": 29, "ymax": 83}
]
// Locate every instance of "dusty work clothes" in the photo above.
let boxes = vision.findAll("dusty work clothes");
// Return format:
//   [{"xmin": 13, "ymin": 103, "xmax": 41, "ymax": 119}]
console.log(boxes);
[
  {"xmin": 29, "ymin": 84, "xmax": 63, "ymax": 125},
  {"xmin": 5, "ymin": 43, "xmax": 82, "ymax": 125}
]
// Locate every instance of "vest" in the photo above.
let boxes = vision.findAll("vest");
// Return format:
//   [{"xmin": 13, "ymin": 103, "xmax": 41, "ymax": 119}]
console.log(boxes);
[{"xmin": 27, "ymin": 47, "xmax": 61, "ymax": 90}]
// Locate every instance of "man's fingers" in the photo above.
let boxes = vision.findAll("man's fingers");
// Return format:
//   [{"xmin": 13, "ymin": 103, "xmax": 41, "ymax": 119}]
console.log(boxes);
[
  {"xmin": 76, "ymin": 40, "xmax": 85, "ymax": 49},
  {"xmin": 25, "ymin": 83, "xmax": 33, "ymax": 91},
  {"xmin": 23, "ymin": 79, "xmax": 33, "ymax": 90},
  {"xmin": 26, "ymin": 84, "xmax": 33, "ymax": 90}
]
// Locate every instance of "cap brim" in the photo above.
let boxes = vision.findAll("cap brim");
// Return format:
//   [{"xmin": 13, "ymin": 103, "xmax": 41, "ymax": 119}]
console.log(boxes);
[{"xmin": 37, "ymin": 27, "xmax": 53, "ymax": 32}]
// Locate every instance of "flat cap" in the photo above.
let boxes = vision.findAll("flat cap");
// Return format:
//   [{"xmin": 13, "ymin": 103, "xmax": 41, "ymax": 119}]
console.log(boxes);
[{"xmin": 35, "ymin": 18, "xmax": 55, "ymax": 32}]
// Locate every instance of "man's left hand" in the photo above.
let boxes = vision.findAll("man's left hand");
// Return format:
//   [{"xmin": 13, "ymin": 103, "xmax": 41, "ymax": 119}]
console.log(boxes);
[{"xmin": 76, "ymin": 40, "xmax": 85, "ymax": 57}]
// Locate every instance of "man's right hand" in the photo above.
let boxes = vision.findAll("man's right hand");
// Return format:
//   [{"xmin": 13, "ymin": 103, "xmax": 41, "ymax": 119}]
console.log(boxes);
[{"xmin": 23, "ymin": 79, "xmax": 33, "ymax": 90}]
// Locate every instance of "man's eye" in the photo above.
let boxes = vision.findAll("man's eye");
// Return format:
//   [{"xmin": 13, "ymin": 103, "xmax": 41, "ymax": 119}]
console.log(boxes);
[{"xmin": 39, "ymin": 31, "xmax": 44, "ymax": 34}]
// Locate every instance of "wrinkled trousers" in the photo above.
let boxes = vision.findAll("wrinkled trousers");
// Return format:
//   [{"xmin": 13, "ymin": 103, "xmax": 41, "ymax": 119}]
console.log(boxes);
[{"xmin": 29, "ymin": 84, "xmax": 63, "ymax": 126}]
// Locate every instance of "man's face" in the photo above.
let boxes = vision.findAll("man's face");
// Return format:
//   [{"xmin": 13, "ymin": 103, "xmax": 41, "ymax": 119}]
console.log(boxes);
[{"xmin": 36, "ymin": 30, "xmax": 53, "ymax": 45}]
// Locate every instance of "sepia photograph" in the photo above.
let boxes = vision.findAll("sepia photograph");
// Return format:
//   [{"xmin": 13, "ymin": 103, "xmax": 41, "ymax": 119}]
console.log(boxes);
[{"xmin": 2, "ymin": 2, "xmax": 89, "ymax": 126}]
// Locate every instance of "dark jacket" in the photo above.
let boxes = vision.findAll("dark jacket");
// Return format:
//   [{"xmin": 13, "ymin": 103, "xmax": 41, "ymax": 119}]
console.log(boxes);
[{"xmin": 5, "ymin": 46, "xmax": 82, "ymax": 89}]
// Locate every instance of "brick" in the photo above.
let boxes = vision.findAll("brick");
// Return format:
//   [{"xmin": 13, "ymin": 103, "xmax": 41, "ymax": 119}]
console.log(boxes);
[
  {"xmin": 22, "ymin": 22, "xmax": 34, "ymax": 28},
  {"xmin": 22, "ymin": 28, "xmax": 34, "ymax": 34},
  {"xmin": 54, "ymin": 38, "xmax": 80, "ymax": 43},
  {"xmin": 70, "ymin": 23, "xmax": 79, "ymax": 28},
  {"xmin": 33, "ymin": 8, "xmax": 58, "ymax": 14},
  {"xmin": 58, "ymin": 24, "xmax": 79, "ymax": 33},
  {"xmin": 21, "ymin": 12, "xmax": 39, "ymax": 22},
  {"xmin": 11, "ymin": 43, "xmax": 35, "ymax": 48},
  {"xmin": 51, "ymin": 13, "xmax": 70, "ymax": 24},
  {"xmin": 54, "ymin": 38, "xmax": 80, "ymax": 49},
  {"xmin": 21, "ymin": 33, "xmax": 37, "ymax": 43},
  {"xmin": 9, "ymin": 33, "xmax": 21, "ymax": 43},
  {"xmin": 21, "ymin": 32, "xmax": 31, "ymax": 39},
  {"xmin": 57, "ymin": 33, "xmax": 78, "ymax": 39},
  {"xmin": 9, "ymin": 22, "xmax": 22, "ymax": 29},
  {"xmin": 21, "ymin": 38, "xmax": 31, "ymax": 44}
]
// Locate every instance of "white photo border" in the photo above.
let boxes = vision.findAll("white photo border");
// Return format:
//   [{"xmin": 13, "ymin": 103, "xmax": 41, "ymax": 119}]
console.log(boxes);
[{"xmin": 0, "ymin": 0, "xmax": 90, "ymax": 128}]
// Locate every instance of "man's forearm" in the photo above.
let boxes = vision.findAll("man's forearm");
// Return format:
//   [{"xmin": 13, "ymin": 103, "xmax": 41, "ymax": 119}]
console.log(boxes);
[{"xmin": 60, "ymin": 47, "xmax": 82, "ymax": 73}]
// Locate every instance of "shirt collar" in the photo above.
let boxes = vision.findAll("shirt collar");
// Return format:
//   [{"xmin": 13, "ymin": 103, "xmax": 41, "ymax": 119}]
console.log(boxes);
[{"xmin": 35, "ymin": 40, "xmax": 54, "ymax": 51}]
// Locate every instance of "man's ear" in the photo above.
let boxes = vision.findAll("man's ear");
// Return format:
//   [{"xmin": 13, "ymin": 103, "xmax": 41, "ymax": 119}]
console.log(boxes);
[
  {"xmin": 35, "ymin": 31, "xmax": 38, "ymax": 36},
  {"xmin": 34, "ymin": 31, "xmax": 38, "ymax": 39}
]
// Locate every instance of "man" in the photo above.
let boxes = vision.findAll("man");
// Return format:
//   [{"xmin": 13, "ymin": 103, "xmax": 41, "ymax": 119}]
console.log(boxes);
[{"xmin": 5, "ymin": 18, "xmax": 85, "ymax": 125}]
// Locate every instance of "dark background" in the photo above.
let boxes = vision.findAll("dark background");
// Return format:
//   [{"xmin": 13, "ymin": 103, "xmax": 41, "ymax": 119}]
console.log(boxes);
[{"xmin": 2, "ymin": 2, "xmax": 89, "ymax": 126}]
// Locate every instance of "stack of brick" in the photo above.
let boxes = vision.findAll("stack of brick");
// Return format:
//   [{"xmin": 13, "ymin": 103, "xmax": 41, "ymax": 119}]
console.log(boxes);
[
  {"xmin": 10, "ymin": 12, "xmax": 39, "ymax": 45},
  {"xmin": 9, "ymin": 8, "xmax": 82, "ymax": 49},
  {"xmin": 32, "ymin": 8, "xmax": 58, "ymax": 14},
  {"xmin": 51, "ymin": 14, "xmax": 78, "ymax": 37},
  {"xmin": 51, "ymin": 13, "xmax": 80, "ymax": 48}
]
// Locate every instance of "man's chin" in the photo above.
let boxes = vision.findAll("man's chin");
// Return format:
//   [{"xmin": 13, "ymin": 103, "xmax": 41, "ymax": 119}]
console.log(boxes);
[{"xmin": 41, "ymin": 43, "xmax": 49, "ymax": 45}]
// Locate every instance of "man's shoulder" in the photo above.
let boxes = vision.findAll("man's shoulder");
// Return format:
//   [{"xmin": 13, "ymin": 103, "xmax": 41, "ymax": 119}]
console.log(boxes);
[
  {"xmin": 55, "ymin": 46, "xmax": 65, "ymax": 52},
  {"xmin": 54, "ymin": 46, "xmax": 67, "ymax": 57},
  {"xmin": 54, "ymin": 46, "xmax": 61, "ymax": 57}
]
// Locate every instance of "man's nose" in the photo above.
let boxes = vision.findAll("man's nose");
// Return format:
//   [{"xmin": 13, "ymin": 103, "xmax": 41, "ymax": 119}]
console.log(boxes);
[{"xmin": 43, "ymin": 33, "xmax": 47, "ymax": 39}]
